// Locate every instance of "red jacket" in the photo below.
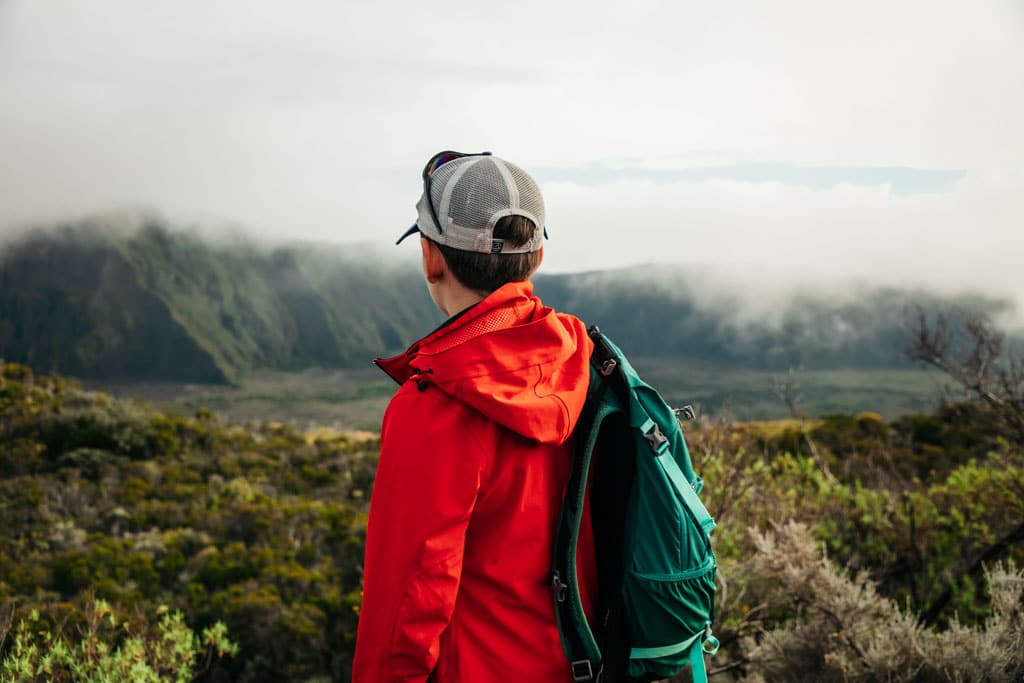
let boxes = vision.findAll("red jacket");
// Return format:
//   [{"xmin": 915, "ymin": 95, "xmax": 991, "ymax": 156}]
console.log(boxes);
[{"xmin": 353, "ymin": 280, "xmax": 596, "ymax": 682}]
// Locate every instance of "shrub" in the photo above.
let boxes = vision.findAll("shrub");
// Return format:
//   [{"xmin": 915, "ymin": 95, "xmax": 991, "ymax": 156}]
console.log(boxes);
[
  {"xmin": 725, "ymin": 522, "xmax": 1024, "ymax": 682},
  {"xmin": 0, "ymin": 599, "xmax": 237, "ymax": 682}
]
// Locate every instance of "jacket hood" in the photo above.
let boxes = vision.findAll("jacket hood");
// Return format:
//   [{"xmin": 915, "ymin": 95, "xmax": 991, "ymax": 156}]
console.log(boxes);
[{"xmin": 376, "ymin": 280, "xmax": 593, "ymax": 445}]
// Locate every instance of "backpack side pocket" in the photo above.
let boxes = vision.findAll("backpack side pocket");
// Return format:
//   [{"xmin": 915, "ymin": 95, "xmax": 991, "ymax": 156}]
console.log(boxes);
[{"xmin": 622, "ymin": 567, "xmax": 716, "ymax": 678}]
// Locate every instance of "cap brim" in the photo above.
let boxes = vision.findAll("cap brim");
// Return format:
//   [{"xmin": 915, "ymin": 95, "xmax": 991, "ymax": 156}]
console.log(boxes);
[
  {"xmin": 395, "ymin": 224, "xmax": 420, "ymax": 245},
  {"xmin": 397, "ymin": 223, "xmax": 546, "ymax": 245}
]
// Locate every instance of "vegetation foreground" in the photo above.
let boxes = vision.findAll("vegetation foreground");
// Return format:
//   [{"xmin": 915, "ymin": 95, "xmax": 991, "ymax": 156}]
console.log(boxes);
[{"xmin": 0, "ymin": 362, "xmax": 1022, "ymax": 681}]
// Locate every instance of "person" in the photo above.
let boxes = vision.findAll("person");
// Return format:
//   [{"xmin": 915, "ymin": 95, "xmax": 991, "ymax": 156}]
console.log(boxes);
[{"xmin": 352, "ymin": 151, "xmax": 598, "ymax": 682}]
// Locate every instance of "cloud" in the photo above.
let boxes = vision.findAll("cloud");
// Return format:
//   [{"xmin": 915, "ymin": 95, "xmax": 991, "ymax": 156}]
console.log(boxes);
[
  {"xmin": 0, "ymin": 0, "xmax": 1021, "ymax": 311},
  {"xmin": 534, "ymin": 165, "xmax": 967, "ymax": 194},
  {"xmin": 540, "ymin": 170, "xmax": 1024, "ymax": 306}
]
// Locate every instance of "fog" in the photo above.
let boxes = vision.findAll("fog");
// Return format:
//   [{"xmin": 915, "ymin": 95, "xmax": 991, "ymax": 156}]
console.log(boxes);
[{"xmin": 2, "ymin": 0, "xmax": 1022, "ymax": 312}]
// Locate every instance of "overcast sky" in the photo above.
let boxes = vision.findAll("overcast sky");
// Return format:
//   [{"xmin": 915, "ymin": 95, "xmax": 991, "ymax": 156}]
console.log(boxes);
[{"xmin": 1, "ymin": 1, "xmax": 1022, "ymax": 305}]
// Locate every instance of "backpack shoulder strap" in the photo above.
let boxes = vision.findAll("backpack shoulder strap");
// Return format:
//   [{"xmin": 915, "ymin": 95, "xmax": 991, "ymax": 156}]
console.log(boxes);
[{"xmin": 551, "ymin": 326, "xmax": 625, "ymax": 682}]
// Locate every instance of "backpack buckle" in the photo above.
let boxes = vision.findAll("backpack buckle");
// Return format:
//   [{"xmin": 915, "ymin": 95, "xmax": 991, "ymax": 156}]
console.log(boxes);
[
  {"xmin": 551, "ymin": 570, "xmax": 568, "ymax": 603},
  {"xmin": 571, "ymin": 659, "xmax": 595, "ymax": 681},
  {"xmin": 642, "ymin": 422, "xmax": 669, "ymax": 454},
  {"xmin": 599, "ymin": 358, "xmax": 617, "ymax": 376}
]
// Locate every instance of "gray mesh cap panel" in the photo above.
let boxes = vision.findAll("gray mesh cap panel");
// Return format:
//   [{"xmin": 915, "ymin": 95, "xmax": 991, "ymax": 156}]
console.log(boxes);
[{"xmin": 413, "ymin": 155, "xmax": 545, "ymax": 254}]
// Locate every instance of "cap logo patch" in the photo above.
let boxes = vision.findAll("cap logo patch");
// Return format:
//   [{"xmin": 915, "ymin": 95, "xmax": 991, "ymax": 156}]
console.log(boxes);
[{"xmin": 490, "ymin": 239, "xmax": 504, "ymax": 253}]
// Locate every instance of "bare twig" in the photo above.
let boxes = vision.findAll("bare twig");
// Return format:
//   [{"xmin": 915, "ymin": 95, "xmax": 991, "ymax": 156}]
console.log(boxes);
[
  {"xmin": 907, "ymin": 308, "xmax": 1024, "ymax": 441},
  {"xmin": 771, "ymin": 367, "xmax": 836, "ymax": 481},
  {"xmin": 920, "ymin": 519, "xmax": 1024, "ymax": 626},
  {"xmin": 708, "ymin": 659, "xmax": 747, "ymax": 676},
  {"xmin": 772, "ymin": 368, "xmax": 802, "ymax": 420}
]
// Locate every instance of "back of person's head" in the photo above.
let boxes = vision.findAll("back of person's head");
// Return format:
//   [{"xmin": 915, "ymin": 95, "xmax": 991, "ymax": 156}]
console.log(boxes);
[
  {"xmin": 433, "ymin": 214, "xmax": 540, "ymax": 293},
  {"xmin": 395, "ymin": 151, "xmax": 546, "ymax": 294}
]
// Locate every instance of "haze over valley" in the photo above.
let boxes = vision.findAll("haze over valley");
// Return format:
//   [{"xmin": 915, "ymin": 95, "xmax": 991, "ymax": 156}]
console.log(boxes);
[{"xmin": 2, "ymin": 215, "xmax": 1016, "ymax": 424}]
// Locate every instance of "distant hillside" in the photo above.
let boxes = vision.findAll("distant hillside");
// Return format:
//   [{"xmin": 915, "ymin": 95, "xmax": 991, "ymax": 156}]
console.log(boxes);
[
  {"xmin": 534, "ymin": 268, "xmax": 1016, "ymax": 370},
  {"xmin": 0, "ymin": 219, "xmax": 439, "ymax": 383},
  {"xmin": 0, "ymin": 217, "xmax": 1015, "ymax": 383}
]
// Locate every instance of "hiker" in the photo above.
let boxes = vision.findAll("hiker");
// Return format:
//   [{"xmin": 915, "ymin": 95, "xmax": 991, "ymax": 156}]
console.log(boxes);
[{"xmin": 352, "ymin": 151, "xmax": 599, "ymax": 682}]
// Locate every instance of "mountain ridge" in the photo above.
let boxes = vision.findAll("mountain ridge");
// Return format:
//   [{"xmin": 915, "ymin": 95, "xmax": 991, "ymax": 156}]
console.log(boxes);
[
  {"xmin": 1, "ymin": 217, "xmax": 1014, "ymax": 384},
  {"xmin": 0, "ymin": 219, "xmax": 439, "ymax": 383}
]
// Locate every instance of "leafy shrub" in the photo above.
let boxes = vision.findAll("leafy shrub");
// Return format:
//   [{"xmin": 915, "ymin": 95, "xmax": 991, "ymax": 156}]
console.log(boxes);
[
  {"xmin": 723, "ymin": 522, "xmax": 1024, "ymax": 683},
  {"xmin": 33, "ymin": 397, "xmax": 173, "ymax": 462},
  {"xmin": 0, "ymin": 599, "xmax": 237, "ymax": 682},
  {"xmin": 1, "ymin": 363, "xmax": 1021, "ymax": 681}
]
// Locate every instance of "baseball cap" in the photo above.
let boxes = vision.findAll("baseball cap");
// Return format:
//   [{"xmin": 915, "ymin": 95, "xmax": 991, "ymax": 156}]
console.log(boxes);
[{"xmin": 396, "ymin": 151, "xmax": 546, "ymax": 255}]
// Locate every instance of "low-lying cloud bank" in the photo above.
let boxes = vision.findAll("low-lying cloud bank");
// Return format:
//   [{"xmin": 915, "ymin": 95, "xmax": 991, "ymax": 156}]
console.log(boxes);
[{"xmin": 540, "ymin": 170, "xmax": 1023, "ymax": 323}]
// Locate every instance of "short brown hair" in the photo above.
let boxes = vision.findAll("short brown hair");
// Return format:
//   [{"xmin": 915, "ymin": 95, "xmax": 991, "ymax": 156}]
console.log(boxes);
[{"xmin": 434, "ymin": 215, "xmax": 541, "ymax": 293}]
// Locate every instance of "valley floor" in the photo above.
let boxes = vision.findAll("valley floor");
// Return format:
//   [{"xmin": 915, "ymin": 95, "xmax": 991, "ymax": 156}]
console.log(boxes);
[{"xmin": 83, "ymin": 363, "xmax": 946, "ymax": 429}]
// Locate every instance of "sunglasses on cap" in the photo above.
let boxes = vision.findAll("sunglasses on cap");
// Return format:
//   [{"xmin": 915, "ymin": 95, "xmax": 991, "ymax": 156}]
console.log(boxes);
[{"xmin": 421, "ymin": 150, "xmax": 492, "ymax": 234}]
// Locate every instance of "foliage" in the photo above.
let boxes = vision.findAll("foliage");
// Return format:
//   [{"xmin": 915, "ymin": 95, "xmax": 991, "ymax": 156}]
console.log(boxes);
[
  {"xmin": 686, "ymin": 409, "xmax": 1024, "ymax": 680},
  {"xmin": 1, "ymin": 362, "xmax": 1022, "ymax": 681},
  {"xmin": 0, "ymin": 363, "xmax": 374, "ymax": 681},
  {"xmin": 908, "ymin": 309, "xmax": 1024, "ymax": 444},
  {"xmin": 0, "ymin": 599, "xmax": 236, "ymax": 682},
  {"xmin": 726, "ymin": 522, "xmax": 1023, "ymax": 683}
]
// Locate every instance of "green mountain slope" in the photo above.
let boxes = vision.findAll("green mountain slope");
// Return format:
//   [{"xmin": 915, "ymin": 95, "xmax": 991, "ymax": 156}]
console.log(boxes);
[
  {"xmin": 533, "ymin": 267, "xmax": 1015, "ymax": 370},
  {"xmin": 0, "ymin": 219, "xmax": 439, "ymax": 383},
  {"xmin": 1, "ymin": 217, "xmax": 1015, "ymax": 384}
]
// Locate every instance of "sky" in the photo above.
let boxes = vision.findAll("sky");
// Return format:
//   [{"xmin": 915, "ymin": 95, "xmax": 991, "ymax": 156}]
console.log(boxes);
[{"xmin": 1, "ymin": 0, "xmax": 1022, "ymax": 307}]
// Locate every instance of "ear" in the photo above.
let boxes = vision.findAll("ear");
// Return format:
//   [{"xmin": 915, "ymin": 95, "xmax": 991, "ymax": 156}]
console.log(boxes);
[
  {"xmin": 420, "ymin": 237, "xmax": 446, "ymax": 284},
  {"xmin": 528, "ymin": 245, "xmax": 544, "ymax": 277}
]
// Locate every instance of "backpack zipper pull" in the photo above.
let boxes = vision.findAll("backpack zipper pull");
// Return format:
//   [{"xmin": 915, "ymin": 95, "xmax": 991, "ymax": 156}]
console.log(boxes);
[
  {"xmin": 673, "ymin": 405, "xmax": 696, "ymax": 421},
  {"xmin": 550, "ymin": 570, "xmax": 568, "ymax": 603}
]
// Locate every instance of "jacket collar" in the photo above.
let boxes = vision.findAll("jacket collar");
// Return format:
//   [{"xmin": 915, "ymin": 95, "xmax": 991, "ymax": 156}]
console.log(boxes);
[{"xmin": 374, "ymin": 280, "xmax": 537, "ymax": 385}]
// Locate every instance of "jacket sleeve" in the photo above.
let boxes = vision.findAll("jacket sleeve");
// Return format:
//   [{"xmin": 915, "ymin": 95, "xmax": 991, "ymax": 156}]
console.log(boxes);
[{"xmin": 353, "ymin": 386, "xmax": 489, "ymax": 682}]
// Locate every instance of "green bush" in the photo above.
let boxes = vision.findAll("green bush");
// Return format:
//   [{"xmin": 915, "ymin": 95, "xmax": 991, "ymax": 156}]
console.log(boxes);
[
  {"xmin": 2, "ymin": 362, "xmax": 1022, "ymax": 681},
  {"xmin": 0, "ymin": 599, "xmax": 237, "ymax": 682},
  {"xmin": 725, "ymin": 523, "xmax": 1024, "ymax": 683}
]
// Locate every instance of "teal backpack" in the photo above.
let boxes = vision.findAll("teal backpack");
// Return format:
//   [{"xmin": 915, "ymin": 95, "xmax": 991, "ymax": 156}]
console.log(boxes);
[{"xmin": 551, "ymin": 327, "xmax": 718, "ymax": 682}]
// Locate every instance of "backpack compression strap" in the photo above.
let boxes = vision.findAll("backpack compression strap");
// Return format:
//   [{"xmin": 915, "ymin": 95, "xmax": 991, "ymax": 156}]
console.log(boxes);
[{"xmin": 637, "ymin": 415, "xmax": 716, "ymax": 537}]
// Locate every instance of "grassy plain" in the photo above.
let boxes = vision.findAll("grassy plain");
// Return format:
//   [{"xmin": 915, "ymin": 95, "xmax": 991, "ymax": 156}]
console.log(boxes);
[
  {"xmin": 85, "ymin": 363, "xmax": 946, "ymax": 429},
  {"xmin": 635, "ymin": 360, "xmax": 946, "ymax": 421},
  {"xmin": 86, "ymin": 367, "xmax": 395, "ymax": 432}
]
